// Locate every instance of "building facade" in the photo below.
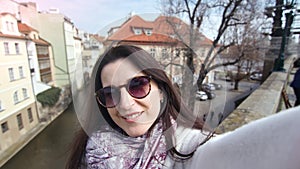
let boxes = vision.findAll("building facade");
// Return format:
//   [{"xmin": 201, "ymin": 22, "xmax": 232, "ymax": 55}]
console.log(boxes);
[
  {"xmin": 105, "ymin": 15, "xmax": 215, "ymax": 84},
  {"xmin": 0, "ymin": 13, "xmax": 39, "ymax": 152}
]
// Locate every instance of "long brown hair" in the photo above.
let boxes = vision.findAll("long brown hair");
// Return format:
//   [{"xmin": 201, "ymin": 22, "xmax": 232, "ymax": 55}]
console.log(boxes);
[{"xmin": 66, "ymin": 45, "xmax": 207, "ymax": 169}]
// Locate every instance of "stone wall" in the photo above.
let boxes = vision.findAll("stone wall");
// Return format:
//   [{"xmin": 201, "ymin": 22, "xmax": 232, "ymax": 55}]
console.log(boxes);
[
  {"xmin": 216, "ymin": 55, "xmax": 297, "ymax": 134},
  {"xmin": 37, "ymin": 85, "xmax": 72, "ymax": 122}
]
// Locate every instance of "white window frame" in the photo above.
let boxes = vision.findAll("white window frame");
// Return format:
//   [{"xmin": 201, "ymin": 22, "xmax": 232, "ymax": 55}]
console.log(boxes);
[
  {"xmin": 150, "ymin": 48, "xmax": 156, "ymax": 58},
  {"xmin": 16, "ymin": 114, "xmax": 24, "ymax": 130},
  {"xmin": 13, "ymin": 91, "xmax": 19, "ymax": 104},
  {"xmin": 27, "ymin": 108, "xmax": 33, "ymax": 123},
  {"xmin": 5, "ymin": 21, "xmax": 10, "ymax": 31},
  {"xmin": 10, "ymin": 22, "xmax": 14, "ymax": 32},
  {"xmin": 1, "ymin": 122, "xmax": 9, "ymax": 133},
  {"xmin": 22, "ymin": 88, "xmax": 28, "ymax": 99},
  {"xmin": 19, "ymin": 66, "xmax": 24, "ymax": 78},
  {"xmin": 133, "ymin": 28, "xmax": 142, "ymax": 35},
  {"xmin": 0, "ymin": 100, "xmax": 3, "ymax": 112},
  {"xmin": 15, "ymin": 43, "xmax": 20, "ymax": 54},
  {"xmin": 144, "ymin": 29, "xmax": 152, "ymax": 36},
  {"xmin": 9, "ymin": 68, "xmax": 14, "ymax": 81},
  {"xmin": 162, "ymin": 48, "xmax": 168, "ymax": 59},
  {"xmin": 4, "ymin": 42, "xmax": 9, "ymax": 55}
]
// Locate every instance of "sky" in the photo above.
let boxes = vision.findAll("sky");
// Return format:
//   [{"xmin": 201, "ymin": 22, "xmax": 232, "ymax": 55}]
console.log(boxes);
[{"xmin": 16, "ymin": 0, "xmax": 162, "ymax": 34}]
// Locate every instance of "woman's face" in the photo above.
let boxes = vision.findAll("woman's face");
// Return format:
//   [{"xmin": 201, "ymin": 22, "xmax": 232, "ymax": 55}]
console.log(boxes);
[{"xmin": 100, "ymin": 58, "xmax": 163, "ymax": 137}]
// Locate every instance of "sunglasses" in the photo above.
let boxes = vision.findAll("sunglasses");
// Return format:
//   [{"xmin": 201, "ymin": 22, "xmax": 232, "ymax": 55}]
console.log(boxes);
[{"xmin": 95, "ymin": 76, "xmax": 152, "ymax": 108}]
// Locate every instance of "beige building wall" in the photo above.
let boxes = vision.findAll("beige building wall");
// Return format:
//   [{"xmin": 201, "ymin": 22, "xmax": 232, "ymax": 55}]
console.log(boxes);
[
  {"xmin": 134, "ymin": 44, "xmax": 185, "ymax": 80},
  {"xmin": 0, "ymin": 13, "xmax": 39, "ymax": 152}
]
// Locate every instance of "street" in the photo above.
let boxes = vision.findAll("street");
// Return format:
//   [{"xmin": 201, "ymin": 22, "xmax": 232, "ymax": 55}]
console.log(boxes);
[{"xmin": 194, "ymin": 79, "xmax": 260, "ymax": 129}]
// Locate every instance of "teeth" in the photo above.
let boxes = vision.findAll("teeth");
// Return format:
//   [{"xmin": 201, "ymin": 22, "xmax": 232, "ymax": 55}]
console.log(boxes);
[{"xmin": 124, "ymin": 112, "xmax": 142, "ymax": 119}]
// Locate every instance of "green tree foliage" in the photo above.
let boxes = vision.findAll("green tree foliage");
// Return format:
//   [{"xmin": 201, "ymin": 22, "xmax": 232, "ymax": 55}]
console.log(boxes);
[{"xmin": 37, "ymin": 87, "xmax": 61, "ymax": 107}]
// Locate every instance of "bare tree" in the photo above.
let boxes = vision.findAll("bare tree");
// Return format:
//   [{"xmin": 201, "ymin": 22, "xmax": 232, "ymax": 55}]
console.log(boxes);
[
  {"xmin": 159, "ymin": 0, "xmax": 267, "ymax": 108},
  {"xmin": 220, "ymin": 0, "xmax": 266, "ymax": 90}
]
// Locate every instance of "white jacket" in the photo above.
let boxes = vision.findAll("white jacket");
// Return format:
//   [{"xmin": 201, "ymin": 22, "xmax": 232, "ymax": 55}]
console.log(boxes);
[{"xmin": 164, "ymin": 106, "xmax": 300, "ymax": 169}]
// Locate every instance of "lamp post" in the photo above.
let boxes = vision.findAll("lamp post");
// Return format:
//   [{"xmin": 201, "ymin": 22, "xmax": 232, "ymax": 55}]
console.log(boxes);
[{"xmin": 273, "ymin": 1, "xmax": 295, "ymax": 71}]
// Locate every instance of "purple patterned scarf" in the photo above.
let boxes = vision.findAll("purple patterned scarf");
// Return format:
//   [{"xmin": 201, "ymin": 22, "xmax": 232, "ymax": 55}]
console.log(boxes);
[{"xmin": 86, "ymin": 120, "xmax": 167, "ymax": 169}]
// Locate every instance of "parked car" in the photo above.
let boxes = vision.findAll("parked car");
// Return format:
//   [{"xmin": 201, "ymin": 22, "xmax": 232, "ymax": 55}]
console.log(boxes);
[
  {"xmin": 202, "ymin": 83, "xmax": 216, "ymax": 91},
  {"xmin": 196, "ymin": 91, "xmax": 208, "ymax": 101},
  {"xmin": 250, "ymin": 73, "xmax": 262, "ymax": 81},
  {"xmin": 203, "ymin": 89, "xmax": 216, "ymax": 100},
  {"xmin": 210, "ymin": 83, "xmax": 223, "ymax": 90}
]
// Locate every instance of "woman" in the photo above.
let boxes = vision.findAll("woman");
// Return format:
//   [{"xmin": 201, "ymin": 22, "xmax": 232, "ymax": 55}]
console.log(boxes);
[
  {"xmin": 67, "ymin": 45, "xmax": 300, "ymax": 169},
  {"xmin": 290, "ymin": 68, "xmax": 300, "ymax": 106},
  {"xmin": 66, "ymin": 45, "xmax": 212, "ymax": 169}
]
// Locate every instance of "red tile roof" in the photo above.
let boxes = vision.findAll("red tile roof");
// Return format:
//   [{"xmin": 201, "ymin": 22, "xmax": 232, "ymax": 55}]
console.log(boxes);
[
  {"xmin": 18, "ymin": 22, "xmax": 38, "ymax": 34},
  {"xmin": 33, "ymin": 38, "xmax": 50, "ymax": 45},
  {"xmin": 108, "ymin": 15, "xmax": 153, "ymax": 40},
  {"xmin": 122, "ymin": 33, "xmax": 178, "ymax": 44},
  {"xmin": 17, "ymin": 22, "xmax": 50, "ymax": 45},
  {"xmin": 91, "ymin": 34, "xmax": 105, "ymax": 42},
  {"xmin": 107, "ymin": 15, "xmax": 213, "ymax": 46}
]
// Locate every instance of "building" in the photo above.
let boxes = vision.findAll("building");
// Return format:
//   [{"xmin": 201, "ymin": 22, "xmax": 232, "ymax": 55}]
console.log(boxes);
[
  {"xmin": 80, "ymin": 32, "xmax": 105, "ymax": 83},
  {"xmin": 105, "ymin": 15, "xmax": 186, "ymax": 78},
  {"xmin": 31, "ymin": 10, "xmax": 76, "ymax": 88},
  {"xmin": 104, "ymin": 14, "xmax": 215, "ymax": 83},
  {"xmin": 0, "ymin": 0, "xmax": 82, "ymax": 155},
  {"xmin": 17, "ymin": 22, "xmax": 54, "ymax": 90},
  {"xmin": 0, "ymin": 12, "xmax": 39, "ymax": 152}
]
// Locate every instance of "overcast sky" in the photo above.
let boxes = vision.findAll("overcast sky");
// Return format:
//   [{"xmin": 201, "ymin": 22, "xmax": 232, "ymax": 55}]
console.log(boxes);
[
  {"xmin": 15, "ymin": 0, "xmax": 221, "ymax": 39},
  {"xmin": 16, "ymin": 0, "xmax": 162, "ymax": 34}
]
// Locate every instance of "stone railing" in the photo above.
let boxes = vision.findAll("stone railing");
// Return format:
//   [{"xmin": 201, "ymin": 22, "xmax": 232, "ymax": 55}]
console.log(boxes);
[{"xmin": 216, "ymin": 55, "xmax": 298, "ymax": 134}]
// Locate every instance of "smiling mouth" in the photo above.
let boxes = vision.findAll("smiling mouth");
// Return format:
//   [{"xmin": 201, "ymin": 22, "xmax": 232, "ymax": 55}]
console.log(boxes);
[{"xmin": 122, "ymin": 112, "xmax": 143, "ymax": 121}]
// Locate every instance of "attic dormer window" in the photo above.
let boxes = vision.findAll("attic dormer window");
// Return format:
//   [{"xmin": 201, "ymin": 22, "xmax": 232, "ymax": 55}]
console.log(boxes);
[
  {"xmin": 133, "ymin": 28, "xmax": 142, "ymax": 35},
  {"xmin": 144, "ymin": 29, "xmax": 152, "ymax": 36}
]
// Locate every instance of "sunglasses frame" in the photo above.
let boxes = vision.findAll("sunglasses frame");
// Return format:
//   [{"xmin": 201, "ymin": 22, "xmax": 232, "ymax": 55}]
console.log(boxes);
[{"xmin": 95, "ymin": 75, "xmax": 152, "ymax": 108}]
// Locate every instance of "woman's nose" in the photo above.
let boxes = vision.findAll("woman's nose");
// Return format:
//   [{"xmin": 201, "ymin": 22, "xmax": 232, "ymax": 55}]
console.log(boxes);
[{"xmin": 118, "ymin": 88, "xmax": 135, "ymax": 110}]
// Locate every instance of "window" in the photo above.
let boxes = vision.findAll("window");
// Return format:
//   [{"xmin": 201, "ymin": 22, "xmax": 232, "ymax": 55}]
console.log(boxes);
[
  {"xmin": 15, "ymin": 43, "xmax": 20, "ymax": 54},
  {"xmin": 4, "ymin": 42, "xmax": 9, "ymax": 55},
  {"xmin": 27, "ymin": 108, "xmax": 33, "ymax": 123},
  {"xmin": 200, "ymin": 48, "xmax": 206, "ymax": 57},
  {"xmin": 19, "ymin": 66, "xmax": 24, "ymax": 78},
  {"xmin": 144, "ymin": 29, "xmax": 152, "ymax": 36},
  {"xmin": 16, "ymin": 114, "xmax": 24, "ymax": 130},
  {"xmin": 22, "ymin": 88, "xmax": 28, "ymax": 99},
  {"xmin": 13, "ymin": 91, "xmax": 19, "ymax": 104},
  {"xmin": 10, "ymin": 22, "xmax": 14, "ymax": 32},
  {"xmin": 83, "ymin": 59, "xmax": 88, "ymax": 68},
  {"xmin": 0, "ymin": 100, "xmax": 3, "ymax": 112},
  {"xmin": 150, "ymin": 48, "xmax": 156, "ymax": 58},
  {"xmin": 39, "ymin": 60, "xmax": 50, "ymax": 69},
  {"xmin": 5, "ymin": 21, "xmax": 9, "ymax": 31},
  {"xmin": 133, "ymin": 28, "xmax": 142, "ymax": 35},
  {"xmin": 5, "ymin": 21, "xmax": 14, "ymax": 32},
  {"xmin": 9, "ymin": 68, "xmax": 14, "ymax": 81},
  {"xmin": 161, "ymin": 48, "xmax": 168, "ymax": 59},
  {"xmin": 175, "ymin": 49, "xmax": 180, "ymax": 58},
  {"xmin": 1, "ymin": 122, "xmax": 9, "ymax": 133}
]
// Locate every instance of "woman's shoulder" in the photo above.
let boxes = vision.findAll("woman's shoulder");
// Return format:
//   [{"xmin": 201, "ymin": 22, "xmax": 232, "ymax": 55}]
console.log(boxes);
[{"xmin": 186, "ymin": 106, "xmax": 300, "ymax": 169}]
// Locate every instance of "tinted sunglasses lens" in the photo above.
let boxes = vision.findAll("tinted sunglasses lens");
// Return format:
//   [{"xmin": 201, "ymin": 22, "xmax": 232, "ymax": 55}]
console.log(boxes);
[
  {"xmin": 98, "ymin": 87, "xmax": 119, "ymax": 107},
  {"xmin": 128, "ymin": 76, "xmax": 151, "ymax": 98}
]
